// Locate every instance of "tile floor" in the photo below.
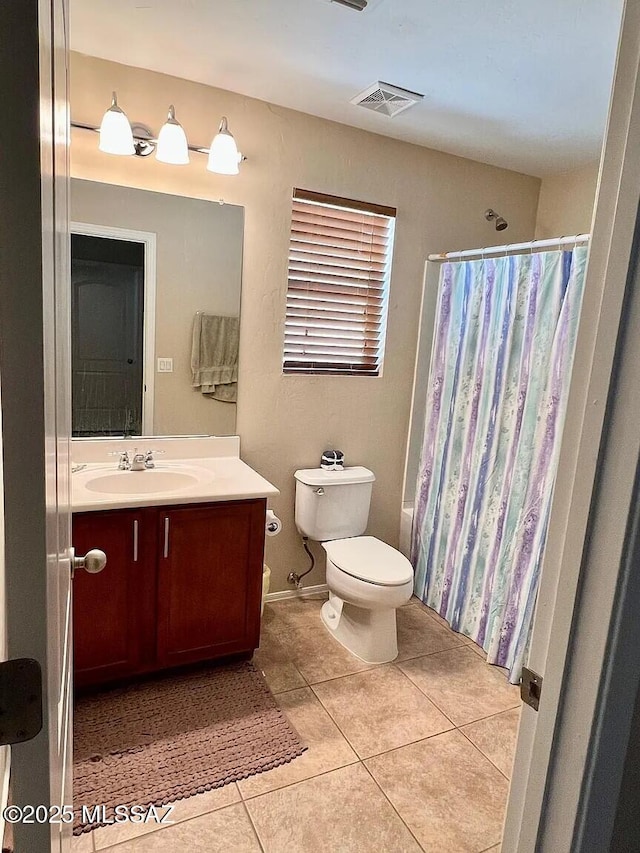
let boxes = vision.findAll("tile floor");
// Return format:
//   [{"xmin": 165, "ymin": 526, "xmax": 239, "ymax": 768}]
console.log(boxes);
[{"xmin": 74, "ymin": 595, "xmax": 521, "ymax": 853}]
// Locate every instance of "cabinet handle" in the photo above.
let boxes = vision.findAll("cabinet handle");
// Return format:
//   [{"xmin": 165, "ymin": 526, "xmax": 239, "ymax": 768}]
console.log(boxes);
[
  {"xmin": 164, "ymin": 517, "xmax": 170, "ymax": 558},
  {"xmin": 133, "ymin": 519, "xmax": 139, "ymax": 562}
]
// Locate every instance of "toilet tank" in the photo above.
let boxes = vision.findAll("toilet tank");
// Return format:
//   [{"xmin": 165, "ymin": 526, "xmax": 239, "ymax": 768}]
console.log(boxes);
[{"xmin": 294, "ymin": 467, "xmax": 375, "ymax": 541}]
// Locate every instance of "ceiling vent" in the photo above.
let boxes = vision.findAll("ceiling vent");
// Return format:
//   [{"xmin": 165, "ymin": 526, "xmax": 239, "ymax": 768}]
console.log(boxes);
[
  {"xmin": 351, "ymin": 81, "xmax": 424, "ymax": 117},
  {"xmin": 331, "ymin": 0, "xmax": 368, "ymax": 9}
]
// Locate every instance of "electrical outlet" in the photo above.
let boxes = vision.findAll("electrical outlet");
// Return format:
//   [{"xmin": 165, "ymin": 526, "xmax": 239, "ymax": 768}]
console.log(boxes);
[{"xmin": 157, "ymin": 358, "xmax": 174, "ymax": 373}]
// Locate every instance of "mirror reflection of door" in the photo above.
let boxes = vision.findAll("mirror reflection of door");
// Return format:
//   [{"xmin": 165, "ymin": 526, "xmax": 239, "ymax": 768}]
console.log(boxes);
[{"xmin": 71, "ymin": 234, "xmax": 144, "ymax": 436}]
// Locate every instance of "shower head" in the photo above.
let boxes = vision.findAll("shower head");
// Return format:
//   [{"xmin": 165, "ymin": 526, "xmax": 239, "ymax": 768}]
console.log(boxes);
[{"xmin": 485, "ymin": 209, "xmax": 509, "ymax": 232}]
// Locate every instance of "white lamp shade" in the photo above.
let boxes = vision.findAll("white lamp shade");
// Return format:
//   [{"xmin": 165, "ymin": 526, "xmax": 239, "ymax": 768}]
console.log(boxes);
[
  {"xmin": 156, "ymin": 106, "xmax": 189, "ymax": 165},
  {"xmin": 98, "ymin": 93, "xmax": 135, "ymax": 156},
  {"xmin": 207, "ymin": 117, "xmax": 240, "ymax": 175}
]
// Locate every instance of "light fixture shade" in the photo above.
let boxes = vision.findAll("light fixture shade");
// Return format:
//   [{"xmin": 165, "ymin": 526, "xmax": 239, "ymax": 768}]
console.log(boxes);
[
  {"xmin": 156, "ymin": 105, "xmax": 189, "ymax": 165},
  {"xmin": 207, "ymin": 117, "xmax": 240, "ymax": 175},
  {"xmin": 98, "ymin": 92, "xmax": 135, "ymax": 156}
]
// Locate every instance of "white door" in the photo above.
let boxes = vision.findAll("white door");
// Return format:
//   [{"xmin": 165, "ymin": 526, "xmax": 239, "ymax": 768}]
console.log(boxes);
[
  {"xmin": 0, "ymin": 1, "xmax": 74, "ymax": 850},
  {"xmin": 503, "ymin": 1, "xmax": 640, "ymax": 849}
]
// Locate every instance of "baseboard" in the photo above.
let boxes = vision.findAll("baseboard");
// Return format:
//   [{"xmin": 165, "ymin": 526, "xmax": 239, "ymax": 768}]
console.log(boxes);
[{"xmin": 265, "ymin": 583, "xmax": 328, "ymax": 603}]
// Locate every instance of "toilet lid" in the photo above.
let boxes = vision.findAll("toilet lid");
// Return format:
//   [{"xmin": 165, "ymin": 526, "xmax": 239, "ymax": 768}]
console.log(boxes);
[{"xmin": 323, "ymin": 536, "xmax": 414, "ymax": 587}]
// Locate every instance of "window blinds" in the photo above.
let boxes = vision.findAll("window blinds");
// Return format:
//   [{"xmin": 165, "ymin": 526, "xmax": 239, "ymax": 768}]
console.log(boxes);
[{"xmin": 283, "ymin": 189, "xmax": 396, "ymax": 376}]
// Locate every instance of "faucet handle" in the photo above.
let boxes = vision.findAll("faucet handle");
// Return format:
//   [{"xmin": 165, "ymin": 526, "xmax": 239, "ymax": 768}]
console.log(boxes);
[
  {"xmin": 144, "ymin": 449, "xmax": 165, "ymax": 469},
  {"xmin": 108, "ymin": 450, "xmax": 131, "ymax": 470}
]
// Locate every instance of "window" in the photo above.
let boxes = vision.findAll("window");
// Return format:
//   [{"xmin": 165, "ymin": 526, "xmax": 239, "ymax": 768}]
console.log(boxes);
[{"xmin": 283, "ymin": 189, "xmax": 396, "ymax": 376}]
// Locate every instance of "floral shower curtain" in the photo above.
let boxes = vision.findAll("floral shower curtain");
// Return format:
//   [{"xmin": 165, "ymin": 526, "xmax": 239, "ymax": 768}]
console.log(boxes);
[{"xmin": 411, "ymin": 247, "xmax": 588, "ymax": 683}]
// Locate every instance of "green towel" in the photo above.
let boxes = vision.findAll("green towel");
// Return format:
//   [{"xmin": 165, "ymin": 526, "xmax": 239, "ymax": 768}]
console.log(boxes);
[{"xmin": 191, "ymin": 313, "xmax": 239, "ymax": 402}]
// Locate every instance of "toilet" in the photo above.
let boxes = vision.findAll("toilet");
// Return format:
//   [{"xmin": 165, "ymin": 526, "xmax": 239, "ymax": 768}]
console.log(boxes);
[{"xmin": 294, "ymin": 466, "xmax": 414, "ymax": 664}]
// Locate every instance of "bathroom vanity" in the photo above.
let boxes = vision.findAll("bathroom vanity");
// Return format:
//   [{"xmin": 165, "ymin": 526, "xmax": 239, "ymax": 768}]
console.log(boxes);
[{"xmin": 71, "ymin": 437, "xmax": 279, "ymax": 689}]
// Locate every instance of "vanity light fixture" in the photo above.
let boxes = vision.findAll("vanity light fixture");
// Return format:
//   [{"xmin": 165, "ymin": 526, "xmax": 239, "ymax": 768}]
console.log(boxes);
[
  {"xmin": 98, "ymin": 92, "xmax": 135, "ymax": 156},
  {"xmin": 207, "ymin": 117, "xmax": 241, "ymax": 176},
  {"xmin": 156, "ymin": 105, "xmax": 189, "ymax": 165},
  {"xmin": 74, "ymin": 92, "xmax": 244, "ymax": 175}
]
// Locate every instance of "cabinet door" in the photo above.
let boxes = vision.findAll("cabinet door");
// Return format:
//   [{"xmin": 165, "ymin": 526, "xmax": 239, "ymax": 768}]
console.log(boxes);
[
  {"xmin": 157, "ymin": 499, "xmax": 266, "ymax": 667},
  {"xmin": 73, "ymin": 510, "xmax": 154, "ymax": 687}
]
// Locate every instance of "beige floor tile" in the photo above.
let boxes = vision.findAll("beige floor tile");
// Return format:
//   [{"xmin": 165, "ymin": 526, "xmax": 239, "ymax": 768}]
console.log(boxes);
[
  {"xmin": 246, "ymin": 763, "xmax": 421, "ymax": 852},
  {"xmin": 463, "ymin": 640, "xmax": 511, "ymax": 679},
  {"xmin": 396, "ymin": 603, "xmax": 468, "ymax": 661},
  {"xmin": 72, "ymin": 832, "xmax": 94, "ymax": 852},
  {"xmin": 262, "ymin": 595, "xmax": 327, "ymax": 635},
  {"xmin": 253, "ymin": 630, "xmax": 307, "ymax": 693},
  {"xmin": 468, "ymin": 640, "xmax": 488, "ymax": 659},
  {"xmin": 398, "ymin": 646, "xmax": 520, "ymax": 726},
  {"xmin": 413, "ymin": 604, "xmax": 494, "ymax": 660},
  {"xmin": 95, "ymin": 803, "xmax": 260, "ymax": 852},
  {"xmin": 366, "ymin": 730, "xmax": 508, "ymax": 853},
  {"xmin": 462, "ymin": 707, "xmax": 521, "ymax": 778},
  {"xmin": 238, "ymin": 686, "xmax": 357, "ymax": 798},
  {"xmin": 412, "ymin": 599, "xmax": 451, "ymax": 627},
  {"xmin": 278, "ymin": 625, "xmax": 376, "ymax": 683},
  {"xmin": 92, "ymin": 784, "xmax": 240, "ymax": 850},
  {"xmin": 312, "ymin": 665, "xmax": 453, "ymax": 758},
  {"xmin": 412, "ymin": 600, "xmax": 477, "ymax": 642}
]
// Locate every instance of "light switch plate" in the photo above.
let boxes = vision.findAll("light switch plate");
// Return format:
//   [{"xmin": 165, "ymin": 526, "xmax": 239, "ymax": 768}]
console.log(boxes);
[{"xmin": 157, "ymin": 358, "xmax": 174, "ymax": 373}]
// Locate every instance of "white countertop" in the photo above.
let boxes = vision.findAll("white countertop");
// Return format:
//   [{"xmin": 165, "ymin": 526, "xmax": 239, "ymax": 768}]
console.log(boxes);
[{"xmin": 72, "ymin": 455, "xmax": 279, "ymax": 513}]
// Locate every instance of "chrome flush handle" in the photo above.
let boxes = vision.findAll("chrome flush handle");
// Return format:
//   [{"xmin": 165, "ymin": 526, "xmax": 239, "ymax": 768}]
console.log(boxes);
[{"xmin": 314, "ymin": 487, "xmax": 325, "ymax": 496}]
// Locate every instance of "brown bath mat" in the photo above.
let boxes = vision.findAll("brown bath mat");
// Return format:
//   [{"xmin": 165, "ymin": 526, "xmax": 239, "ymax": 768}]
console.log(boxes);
[{"xmin": 73, "ymin": 661, "xmax": 306, "ymax": 834}]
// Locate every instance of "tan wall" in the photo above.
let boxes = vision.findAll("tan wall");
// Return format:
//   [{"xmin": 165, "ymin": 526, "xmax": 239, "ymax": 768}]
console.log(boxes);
[
  {"xmin": 71, "ymin": 179, "xmax": 243, "ymax": 436},
  {"xmin": 535, "ymin": 161, "xmax": 599, "ymax": 239},
  {"xmin": 70, "ymin": 52, "xmax": 540, "ymax": 592}
]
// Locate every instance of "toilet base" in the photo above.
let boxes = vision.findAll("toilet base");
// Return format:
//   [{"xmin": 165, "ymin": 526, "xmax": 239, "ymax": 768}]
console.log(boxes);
[{"xmin": 321, "ymin": 595, "xmax": 399, "ymax": 664}]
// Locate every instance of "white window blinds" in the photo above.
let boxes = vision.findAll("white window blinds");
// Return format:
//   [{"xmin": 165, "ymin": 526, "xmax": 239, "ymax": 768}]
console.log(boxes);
[{"xmin": 283, "ymin": 189, "xmax": 396, "ymax": 376}]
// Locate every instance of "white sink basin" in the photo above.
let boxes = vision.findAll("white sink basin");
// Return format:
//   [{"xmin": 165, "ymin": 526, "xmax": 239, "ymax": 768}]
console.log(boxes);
[
  {"xmin": 85, "ymin": 470, "xmax": 199, "ymax": 495},
  {"xmin": 71, "ymin": 448, "xmax": 279, "ymax": 512}
]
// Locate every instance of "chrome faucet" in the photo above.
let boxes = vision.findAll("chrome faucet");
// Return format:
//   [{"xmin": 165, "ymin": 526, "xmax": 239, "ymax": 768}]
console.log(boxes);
[
  {"xmin": 109, "ymin": 448, "xmax": 165, "ymax": 471},
  {"xmin": 130, "ymin": 449, "xmax": 146, "ymax": 471}
]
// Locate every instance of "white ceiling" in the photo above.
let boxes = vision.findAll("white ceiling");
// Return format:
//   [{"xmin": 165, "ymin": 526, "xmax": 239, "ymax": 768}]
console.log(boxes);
[{"xmin": 69, "ymin": 0, "xmax": 623, "ymax": 177}]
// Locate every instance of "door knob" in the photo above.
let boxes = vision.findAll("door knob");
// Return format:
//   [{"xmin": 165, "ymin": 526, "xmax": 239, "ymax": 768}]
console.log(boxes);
[{"xmin": 71, "ymin": 547, "xmax": 107, "ymax": 577}]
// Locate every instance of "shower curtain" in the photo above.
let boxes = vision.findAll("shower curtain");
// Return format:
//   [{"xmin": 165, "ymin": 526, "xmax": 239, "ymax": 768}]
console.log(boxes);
[{"xmin": 411, "ymin": 247, "xmax": 587, "ymax": 683}]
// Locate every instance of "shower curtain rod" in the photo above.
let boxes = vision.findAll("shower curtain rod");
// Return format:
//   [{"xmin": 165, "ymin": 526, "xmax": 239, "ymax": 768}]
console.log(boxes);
[{"xmin": 427, "ymin": 233, "xmax": 590, "ymax": 262}]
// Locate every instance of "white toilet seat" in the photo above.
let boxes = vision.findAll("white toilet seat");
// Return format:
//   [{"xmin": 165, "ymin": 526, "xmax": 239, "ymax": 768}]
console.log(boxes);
[{"xmin": 322, "ymin": 536, "xmax": 413, "ymax": 587}]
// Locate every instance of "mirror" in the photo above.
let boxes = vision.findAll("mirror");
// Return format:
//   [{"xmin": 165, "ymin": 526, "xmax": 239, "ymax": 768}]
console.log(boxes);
[{"xmin": 70, "ymin": 179, "xmax": 243, "ymax": 437}]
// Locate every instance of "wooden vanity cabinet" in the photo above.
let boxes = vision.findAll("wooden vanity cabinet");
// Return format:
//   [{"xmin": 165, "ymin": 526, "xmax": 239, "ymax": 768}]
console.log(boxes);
[
  {"xmin": 157, "ymin": 501, "xmax": 266, "ymax": 667},
  {"xmin": 73, "ymin": 499, "xmax": 266, "ymax": 689},
  {"xmin": 73, "ymin": 508, "xmax": 155, "ymax": 687}
]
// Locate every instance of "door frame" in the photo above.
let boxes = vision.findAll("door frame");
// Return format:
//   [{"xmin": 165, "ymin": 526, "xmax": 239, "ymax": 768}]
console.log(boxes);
[
  {"xmin": 70, "ymin": 221, "xmax": 157, "ymax": 435},
  {"xmin": 0, "ymin": 393, "xmax": 9, "ymax": 853},
  {"xmin": 0, "ymin": 0, "xmax": 72, "ymax": 850},
  {"xmin": 504, "ymin": 1, "xmax": 640, "ymax": 848}
]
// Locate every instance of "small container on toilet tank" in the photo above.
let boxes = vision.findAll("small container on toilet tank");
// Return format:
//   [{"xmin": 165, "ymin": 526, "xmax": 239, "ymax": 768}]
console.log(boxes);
[{"xmin": 321, "ymin": 450, "xmax": 344, "ymax": 470}]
